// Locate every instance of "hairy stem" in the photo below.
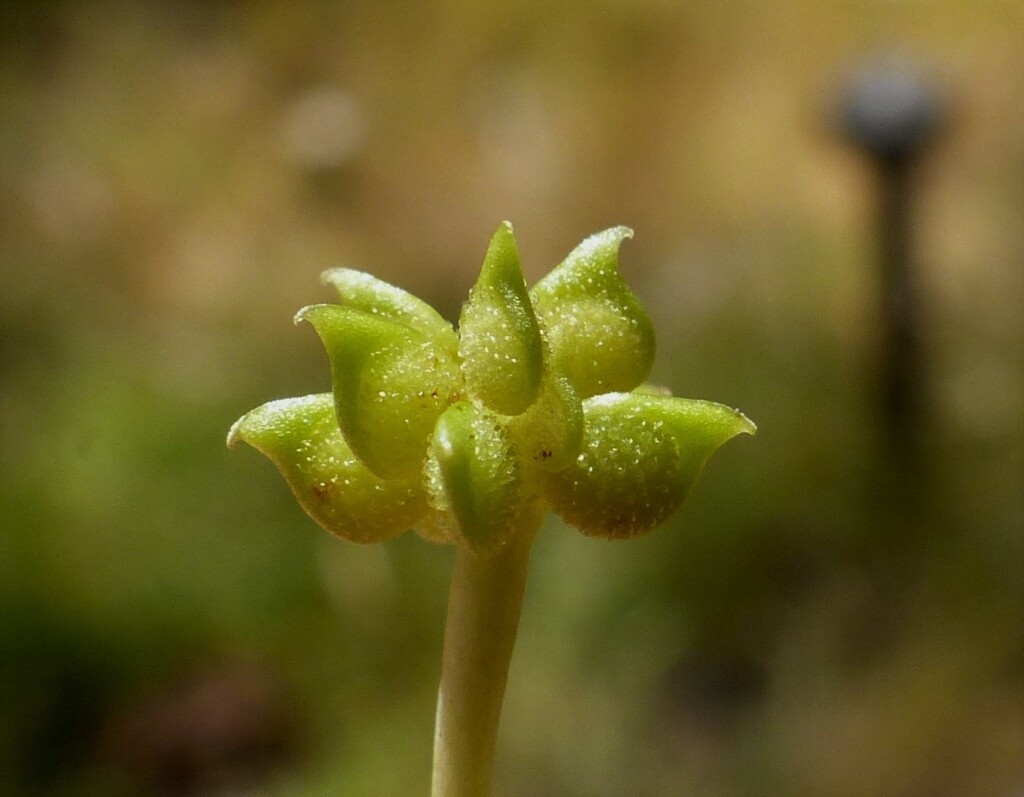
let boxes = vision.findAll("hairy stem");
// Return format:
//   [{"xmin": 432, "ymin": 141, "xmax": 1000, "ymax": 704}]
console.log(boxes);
[{"xmin": 431, "ymin": 527, "xmax": 537, "ymax": 797}]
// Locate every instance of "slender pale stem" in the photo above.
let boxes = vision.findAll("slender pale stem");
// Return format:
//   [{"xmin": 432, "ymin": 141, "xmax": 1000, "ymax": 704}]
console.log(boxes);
[{"xmin": 431, "ymin": 527, "xmax": 537, "ymax": 797}]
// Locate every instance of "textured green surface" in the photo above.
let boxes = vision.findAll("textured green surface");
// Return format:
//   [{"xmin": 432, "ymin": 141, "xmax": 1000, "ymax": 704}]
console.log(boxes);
[
  {"xmin": 427, "ymin": 401, "xmax": 538, "ymax": 552},
  {"xmin": 298, "ymin": 303, "xmax": 462, "ymax": 480},
  {"xmin": 458, "ymin": 222, "xmax": 543, "ymax": 416},
  {"xmin": 228, "ymin": 394, "xmax": 427, "ymax": 543},
  {"xmin": 545, "ymin": 394, "xmax": 755, "ymax": 538},
  {"xmin": 531, "ymin": 228, "xmax": 655, "ymax": 398}
]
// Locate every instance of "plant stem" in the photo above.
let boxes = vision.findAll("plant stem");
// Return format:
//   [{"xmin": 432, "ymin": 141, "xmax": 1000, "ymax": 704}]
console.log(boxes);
[{"xmin": 431, "ymin": 527, "xmax": 538, "ymax": 797}]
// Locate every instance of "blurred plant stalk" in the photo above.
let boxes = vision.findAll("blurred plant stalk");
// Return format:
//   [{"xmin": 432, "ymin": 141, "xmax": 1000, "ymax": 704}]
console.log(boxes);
[{"xmin": 839, "ymin": 57, "xmax": 944, "ymax": 477}]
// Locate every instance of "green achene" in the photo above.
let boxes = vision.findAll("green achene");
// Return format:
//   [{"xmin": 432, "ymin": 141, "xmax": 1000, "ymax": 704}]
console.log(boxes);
[{"xmin": 228, "ymin": 222, "xmax": 755, "ymax": 797}]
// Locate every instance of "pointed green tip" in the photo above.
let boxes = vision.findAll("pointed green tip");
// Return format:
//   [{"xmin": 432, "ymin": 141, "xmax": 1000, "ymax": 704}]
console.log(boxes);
[
  {"xmin": 530, "ymin": 225, "xmax": 652, "ymax": 398},
  {"xmin": 318, "ymin": 268, "xmax": 457, "ymax": 340},
  {"xmin": 459, "ymin": 220, "xmax": 544, "ymax": 415},
  {"xmin": 226, "ymin": 415, "xmax": 245, "ymax": 449},
  {"xmin": 480, "ymin": 221, "xmax": 522, "ymax": 287},
  {"xmin": 572, "ymin": 226, "xmax": 634, "ymax": 264},
  {"xmin": 593, "ymin": 223, "xmax": 630, "ymax": 244},
  {"xmin": 735, "ymin": 410, "xmax": 757, "ymax": 437},
  {"xmin": 293, "ymin": 303, "xmax": 329, "ymax": 327}
]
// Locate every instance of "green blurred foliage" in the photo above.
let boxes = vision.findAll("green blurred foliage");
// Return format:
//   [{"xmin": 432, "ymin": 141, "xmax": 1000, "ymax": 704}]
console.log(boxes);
[{"xmin": 1, "ymin": 1, "xmax": 1021, "ymax": 795}]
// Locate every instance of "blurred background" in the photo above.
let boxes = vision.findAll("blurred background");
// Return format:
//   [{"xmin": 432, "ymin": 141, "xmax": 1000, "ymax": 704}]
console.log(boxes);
[{"xmin": 1, "ymin": 1, "xmax": 1021, "ymax": 795}]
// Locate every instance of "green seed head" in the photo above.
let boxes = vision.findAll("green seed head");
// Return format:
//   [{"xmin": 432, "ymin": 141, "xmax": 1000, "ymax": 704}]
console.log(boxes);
[{"xmin": 230, "ymin": 223, "xmax": 754, "ymax": 550}]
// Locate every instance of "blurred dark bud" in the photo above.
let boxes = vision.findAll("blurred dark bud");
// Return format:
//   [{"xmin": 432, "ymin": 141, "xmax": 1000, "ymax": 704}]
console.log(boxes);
[
  {"xmin": 839, "ymin": 57, "xmax": 944, "ymax": 164},
  {"xmin": 100, "ymin": 660, "xmax": 297, "ymax": 795}
]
